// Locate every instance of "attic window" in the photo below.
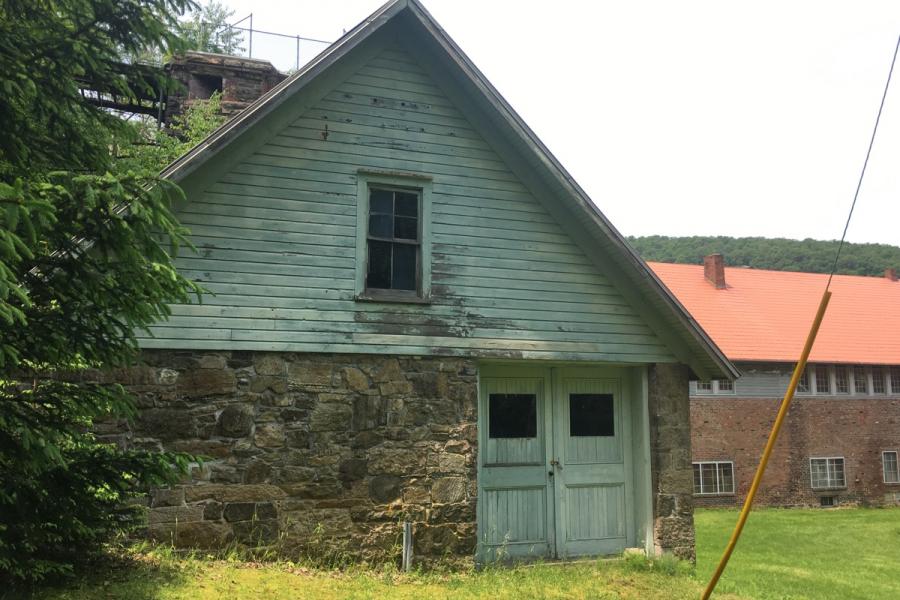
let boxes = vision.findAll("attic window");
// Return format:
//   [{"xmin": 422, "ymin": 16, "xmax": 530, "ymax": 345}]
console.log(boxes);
[
  {"xmin": 366, "ymin": 187, "xmax": 420, "ymax": 292},
  {"xmin": 355, "ymin": 172, "xmax": 432, "ymax": 303}
]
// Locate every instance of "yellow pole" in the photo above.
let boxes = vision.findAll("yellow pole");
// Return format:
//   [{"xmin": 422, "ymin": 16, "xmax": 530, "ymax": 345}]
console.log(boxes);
[{"xmin": 701, "ymin": 289, "xmax": 832, "ymax": 600}]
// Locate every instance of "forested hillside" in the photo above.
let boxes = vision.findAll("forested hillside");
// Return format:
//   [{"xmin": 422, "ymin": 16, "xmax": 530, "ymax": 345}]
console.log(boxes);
[{"xmin": 628, "ymin": 236, "xmax": 900, "ymax": 276}]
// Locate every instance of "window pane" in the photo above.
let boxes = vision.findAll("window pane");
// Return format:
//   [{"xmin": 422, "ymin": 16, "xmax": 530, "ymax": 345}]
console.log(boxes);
[
  {"xmin": 884, "ymin": 452, "xmax": 899, "ymax": 483},
  {"xmin": 370, "ymin": 189, "xmax": 393, "ymax": 213},
  {"xmin": 391, "ymin": 243, "xmax": 417, "ymax": 291},
  {"xmin": 701, "ymin": 464, "xmax": 717, "ymax": 493},
  {"xmin": 693, "ymin": 464, "xmax": 703, "ymax": 494},
  {"xmin": 835, "ymin": 367, "xmax": 849, "ymax": 394},
  {"xmin": 366, "ymin": 240, "xmax": 391, "ymax": 289},
  {"xmin": 873, "ymin": 368, "xmax": 886, "ymax": 394},
  {"xmin": 488, "ymin": 394, "xmax": 537, "ymax": 438},
  {"xmin": 569, "ymin": 394, "xmax": 614, "ymax": 437},
  {"xmin": 815, "ymin": 367, "xmax": 830, "ymax": 394},
  {"xmin": 853, "ymin": 367, "xmax": 868, "ymax": 394},
  {"xmin": 811, "ymin": 459, "xmax": 828, "ymax": 488},
  {"xmin": 892, "ymin": 368, "xmax": 900, "ymax": 394},
  {"xmin": 717, "ymin": 379, "xmax": 734, "ymax": 392},
  {"xmin": 830, "ymin": 458, "xmax": 845, "ymax": 487},
  {"xmin": 394, "ymin": 216, "xmax": 418, "ymax": 240},
  {"xmin": 797, "ymin": 369, "xmax": 810, "ymax": 393},
  {"xmin": 395, "ymin": 192, "xmax": 418, "ymax": 217},
  {"xmin": 717, "ymin": 463, "xmax": 734, "ymax": 493},
  {"xmin": 368, "ymin": 213, "xmax": 392, "ymax": 238},
  {"xmin": 697, "ymin": 381, "xmax": 712, "ymax": 393}
]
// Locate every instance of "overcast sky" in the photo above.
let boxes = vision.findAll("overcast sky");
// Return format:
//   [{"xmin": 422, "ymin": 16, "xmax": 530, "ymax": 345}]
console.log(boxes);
[{"xmin": 219, "ymin": 0, "xmax": 900, "ymax": 246}]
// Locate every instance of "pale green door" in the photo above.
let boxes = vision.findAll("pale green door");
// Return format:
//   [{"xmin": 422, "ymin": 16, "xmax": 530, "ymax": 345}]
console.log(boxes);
[
  {"xmin": 477, "ymin": 365, "xmax": 633, "ymax": 561},
  {"xmin": 552, "ymin": 368, "xmax": 633, "ymax": 558},
  {"xmin": 476, "ymin": 369, "xmax": 554, "ymax": 561}
]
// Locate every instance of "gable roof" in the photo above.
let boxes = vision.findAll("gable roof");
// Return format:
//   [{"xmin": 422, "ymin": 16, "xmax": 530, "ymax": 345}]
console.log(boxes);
[
  {"xmin": 650, "ymin": 262, "xmax": 900, "ymax": 365},
  {"xmin": 158, "ymin": 0, "xmax": 737, "ymax": 380}
]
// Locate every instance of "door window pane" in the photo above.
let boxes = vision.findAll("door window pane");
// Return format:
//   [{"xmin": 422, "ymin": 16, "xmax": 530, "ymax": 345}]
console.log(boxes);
[
  {"xmin": 489, "ymin": 394, "xmax": 537, "ymax": 438},
  {"xmin": 569, "ymin": 393, "xmax": 614, "ymax": 437}
]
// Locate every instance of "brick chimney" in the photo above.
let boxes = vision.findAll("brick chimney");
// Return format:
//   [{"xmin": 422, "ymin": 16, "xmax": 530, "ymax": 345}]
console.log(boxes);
[
  {"xmin": 886, "ymin": 268, "xmax": 897, "ymax": 282},
  {"xmin": 704, "ymin": 254, "xmax": 726, "ymax": 289}
]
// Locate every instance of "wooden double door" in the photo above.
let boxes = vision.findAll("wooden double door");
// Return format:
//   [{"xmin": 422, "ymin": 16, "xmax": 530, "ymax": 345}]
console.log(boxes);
[{"xmin": 476, "ymin": 365, "xmax": 635, "ymax": 561}]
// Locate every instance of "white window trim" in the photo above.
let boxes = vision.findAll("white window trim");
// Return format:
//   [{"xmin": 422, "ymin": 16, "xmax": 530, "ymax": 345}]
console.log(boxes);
[
  {"xmin": 354, "ymin": 170, "xmax": 433, "ymax": 303},
  {"xmin": 693, "ymin": 461, "xmax": 736, "ymax": 496},
  {"xmin": 693, "ymin": 380, "xmax": 735, "ymax": 395},
  {"xmin": 809, "ymin": 456, "xmax": 846, "ymax": 490},
  {"xmin": 883, "ymin": 450, "xmax": 900, "ymax": 485}
]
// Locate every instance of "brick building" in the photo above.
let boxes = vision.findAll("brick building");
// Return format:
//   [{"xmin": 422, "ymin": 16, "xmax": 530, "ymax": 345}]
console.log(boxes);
[{"xmin": 651, "ymin": 256, "xmax": 900, "ymax": 507}]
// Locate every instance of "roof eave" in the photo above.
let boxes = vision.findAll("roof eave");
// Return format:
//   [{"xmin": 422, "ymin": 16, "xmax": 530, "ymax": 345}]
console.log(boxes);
[{"xmin": 404, "ymin": 0, "xmax": 738, "ymax": 380}]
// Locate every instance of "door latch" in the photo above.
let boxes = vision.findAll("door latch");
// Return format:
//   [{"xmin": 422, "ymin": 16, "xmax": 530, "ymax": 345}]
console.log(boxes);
[{"xmin": 549, "ymin": 458, "xmax": 561, "ymax": 468}]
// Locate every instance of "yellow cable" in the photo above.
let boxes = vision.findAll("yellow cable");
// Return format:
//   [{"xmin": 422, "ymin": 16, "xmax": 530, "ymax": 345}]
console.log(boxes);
[{"xmin": 701, "ymin": 290, "xmax": 831, "ymax": 600}]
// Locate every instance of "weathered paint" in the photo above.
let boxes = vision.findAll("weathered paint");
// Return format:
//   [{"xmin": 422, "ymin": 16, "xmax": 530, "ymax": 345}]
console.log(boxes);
[
  {"xmin": 475, "ymin": 364, "xmax": 646, "ymax": 561},
  {"xmin": 139, "ymin": 37, "xmax": 676, "ymax": 364}
]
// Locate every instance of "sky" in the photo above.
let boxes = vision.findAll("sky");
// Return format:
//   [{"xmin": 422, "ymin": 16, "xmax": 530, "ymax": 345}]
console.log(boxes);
[{"xmin": 218, "ymin": 0, "xmax": 900, "ymax": 246}]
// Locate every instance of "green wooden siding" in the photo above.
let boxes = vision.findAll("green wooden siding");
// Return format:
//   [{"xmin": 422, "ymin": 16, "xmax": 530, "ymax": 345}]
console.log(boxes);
[{"xmin": 139, "ymin": 44, "xmax": 675, "ymax": 363}]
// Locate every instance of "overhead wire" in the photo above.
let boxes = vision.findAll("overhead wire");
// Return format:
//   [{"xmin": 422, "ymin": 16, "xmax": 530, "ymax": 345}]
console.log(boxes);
[
  {"xmin": 701, "ymin": 32, "xmax": 900, "ymax": 600},
  {"xmin": 828, "ymin": 34, "xmax": 900, "ymax": 289}
]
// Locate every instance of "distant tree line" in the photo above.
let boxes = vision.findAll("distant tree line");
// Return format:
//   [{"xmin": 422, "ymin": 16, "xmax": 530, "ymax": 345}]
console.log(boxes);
[{"xmin": 628, "ymin": 235, "xmax": 900, "ymax": 276}]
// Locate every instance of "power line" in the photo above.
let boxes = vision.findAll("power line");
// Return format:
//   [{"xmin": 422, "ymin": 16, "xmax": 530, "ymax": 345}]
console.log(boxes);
[{"xmin": 827, "ymin": 34, "xmax": 900, "ymax": 289}]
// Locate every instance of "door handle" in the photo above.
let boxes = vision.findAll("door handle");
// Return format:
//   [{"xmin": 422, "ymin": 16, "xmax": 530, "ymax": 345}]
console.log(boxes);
[{"xmin": 550, "ymin": 458, "xmax": 562, "ymax": 469}]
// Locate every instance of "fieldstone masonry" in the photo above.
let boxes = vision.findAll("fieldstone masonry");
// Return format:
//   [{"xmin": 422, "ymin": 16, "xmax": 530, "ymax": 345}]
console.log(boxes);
[
  {"xmin": 101, "ymin": 352, "xmax": 697, "ymax": 562},
  {"xmin": 109, "ymin": 351, "xmax": 478, "ymax": 562},
  {"xmin": 648, "ymin": 363, "xmax": 695, "ymax": 561}
]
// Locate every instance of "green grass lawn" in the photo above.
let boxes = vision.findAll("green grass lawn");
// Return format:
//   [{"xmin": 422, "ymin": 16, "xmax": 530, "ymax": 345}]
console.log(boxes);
[
  {"xmin": 695, "ymin": 506, "xmax": 900, "ymax": 600},
  {"xmin": 30, "ymin": 506, "xmax": 900, "ymax": 599},
  {"xmin": 34, "ymin": 552, "xmax": 730, "ymax": 600}
]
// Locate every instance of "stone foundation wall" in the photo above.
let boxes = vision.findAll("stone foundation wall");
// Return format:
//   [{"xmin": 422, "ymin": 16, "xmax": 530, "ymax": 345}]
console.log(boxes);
[
  {"xmin": 648, "ymin": 363, "xmax": 695, "ymax": 560},
  {"xmin": 109, "ymin": 351, "xmax": 478, "ymax": 562}
]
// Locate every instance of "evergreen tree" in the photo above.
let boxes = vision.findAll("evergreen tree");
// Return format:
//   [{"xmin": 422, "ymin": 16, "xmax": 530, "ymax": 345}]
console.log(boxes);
[{"xmin": 0, "ymin": 0, "xmax": 202, "ymax": 584}]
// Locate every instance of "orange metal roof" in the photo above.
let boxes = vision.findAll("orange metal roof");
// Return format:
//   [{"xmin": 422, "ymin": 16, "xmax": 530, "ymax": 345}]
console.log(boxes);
[{"xmin": 648, "ymin": 262, "xmax": 900, "ymax": 365}]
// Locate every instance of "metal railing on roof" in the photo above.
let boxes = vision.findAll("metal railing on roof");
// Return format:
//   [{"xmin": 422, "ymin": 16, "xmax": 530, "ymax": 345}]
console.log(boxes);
[{"xmin": 211, "ymin": 14, "xmax": 332, "ymax": 73}]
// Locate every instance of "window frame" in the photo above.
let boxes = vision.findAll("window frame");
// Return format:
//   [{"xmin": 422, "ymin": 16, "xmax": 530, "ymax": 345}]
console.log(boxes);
[
  {"xmin": 883, "ymin": 450, "xmax": 900, "ymax": 484},
  {"xmin": 355, "ymin": 171, "xmax": 433, "ymax": 303},
  {"xmin": 692, "ymin": 461, "xmax": 736, "ymax": 496},
  {"xmin": 814, "ymin": 366, "xmax": 831, "ymax": 395},
  {"xmin": 693, "ymin": 380, "xmax": 735, "ymax": 395},
  {"xmin": 809, "ymin": 456, "xmax": 846, "ymax": 490}
]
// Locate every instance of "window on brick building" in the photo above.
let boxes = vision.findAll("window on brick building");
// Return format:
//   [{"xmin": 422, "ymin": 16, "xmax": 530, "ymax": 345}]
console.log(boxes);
[
  {"xmin": 834, "ymin": 366, "xmax": 850, "ymax": 394},
  {"xmin": 853, "ymin": 366, "xmax": 868, "ymax": 395},
  {"xmin": 873, "ymin": 368, "xmax": 886, "ymax": 394},
  {"xmin": 883, "ymin": 451, "xmax": 899, "ymax": 484},
  {"xmin": 815, "ymin": 366, "xmax": 831, "ymax": 395},
  {"xmin": 693, "ymin": 461, "xmax": 735, "ymax": 495},
  {"xmin": 694, "ymin": 380, "xmax": 734, "ymax": 395},
  {"xmin": 891, "ymin": 368, "xmax": 900, "ymax": 395},
  {"xmin": 797, "ymin": 369, "xmax": 810, "ymax": 394},
  {"xmin": 810, "ymin": 457, "xmax": 846, "ymax": 489}
]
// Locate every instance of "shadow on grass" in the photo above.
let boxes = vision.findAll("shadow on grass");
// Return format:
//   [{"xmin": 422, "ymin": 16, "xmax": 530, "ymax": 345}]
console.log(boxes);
[{"xmin": 9, "ymin": 547, "xmax": 194, "ymax": 600}]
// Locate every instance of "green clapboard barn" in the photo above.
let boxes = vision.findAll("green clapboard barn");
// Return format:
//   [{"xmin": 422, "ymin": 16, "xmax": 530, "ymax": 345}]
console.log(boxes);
[{"xmin": 132, "ymin": 0, "xmax": 736, "ymax": 563}]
